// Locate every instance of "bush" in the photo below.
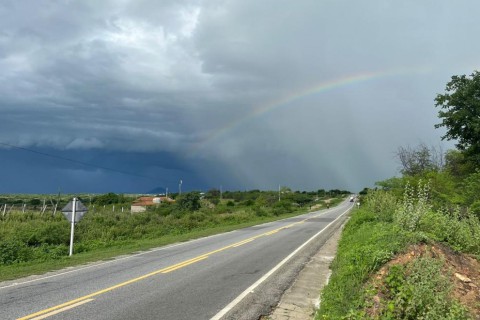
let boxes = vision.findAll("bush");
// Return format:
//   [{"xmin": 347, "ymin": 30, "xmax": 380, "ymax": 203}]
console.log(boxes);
[
  {"xmin": 318, "ymin": 208, "xmax": 411, "ymax": 319},
  {"xmin": 379, "ymin": 257, "xmax": 469, "ymax": 319},
  {"xmin": 0, "ymin": 240, "xmax": 32, "ymax": 264},
  {"xmin": 394, "ymin": 181, "xmax": 431, "ymax": 232},
  {"xmin": 419, "ymin": 208, "xmax": 480, "ymax": 254},
  {"xmin": 364, "ymin": 190, "xmax": 398, "ymax": 222}
]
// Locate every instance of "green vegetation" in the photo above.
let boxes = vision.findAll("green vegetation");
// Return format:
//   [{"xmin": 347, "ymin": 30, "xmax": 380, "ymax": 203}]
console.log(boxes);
[
  {"xmin": 0, "ymin": 188, "xmax": 348, "ymax": 281},
  {"xmin": 318, "ymin": 184, "xmax": 479, "ymax": 319},
  {"xmin": 318, "ymin": 70, "xmax": 480, "ymax": 319}
]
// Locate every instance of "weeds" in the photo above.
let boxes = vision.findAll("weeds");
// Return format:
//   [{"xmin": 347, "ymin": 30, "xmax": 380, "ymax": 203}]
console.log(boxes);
[
  {"xmin": 378, "ymin": 257, "xmax": 469, "ymax": 319},
  {"xmin": 394, "ymin": 181, "xmax": 431, "ymax": 232},
  {"xmin": 318, "ymin": 183, "xmax": 478, "ymax": 319}
]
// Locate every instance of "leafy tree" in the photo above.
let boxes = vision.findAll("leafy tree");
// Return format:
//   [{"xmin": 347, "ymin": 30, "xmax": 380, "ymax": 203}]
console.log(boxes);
[
  {"xmin": 444, "ymin": 149, "xmax": 476, "ymax": 178},
  {"xmin": 92, "ymin": 193, "xmax": 130, "ymax": 205},
  {"xmin": 176, "ymin": 192, "xmax": 201, "ymax": 211},
  {"xmin": 435, "ymin": 71, "xmax": 480, "ymax": 164},
  {"xmin": 29, "ymin": 198, "xmax": 41, "ymax": 206},
  {"xmin": 463, "ymin": 170, "xmax": 480, "ymax": 209},
  {"xmin": 205, "ymin": 189, "xmax": 220, "ymax": 199}
]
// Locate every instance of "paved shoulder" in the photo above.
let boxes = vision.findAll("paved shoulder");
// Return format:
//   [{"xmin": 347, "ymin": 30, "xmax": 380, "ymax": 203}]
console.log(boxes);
[{"xmin": 268, "ymin": 219, "xmax": 346, "ymax": 319}]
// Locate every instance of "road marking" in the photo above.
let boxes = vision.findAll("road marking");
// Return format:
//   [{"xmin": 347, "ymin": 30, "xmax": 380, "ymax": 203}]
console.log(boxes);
[
  {"xmin": 17, "ymin": 206, "xmax": 348, "ymax": 320},
  {"xmin": 232, "ymin": 238, "xmax": 255, "ymax": 247},
  {"xmin": 265, "ymin": 229, "xmax": 279, "ymax": 235},
  {"xmin": 161, "ymin": 256, "xmax": 209, "ymax": 273},
  {"xmin": 17, "ymin": 256, "xmax": 211, "ymax": 320},
  {"xmin": 28, "ymin": 299, "xmax": 94, "ymax": 320},
  {"xmin": 0, "ymin": 231, "xmax": 232, "ymax": 291},
  {"xmin": 210, "ymin": 205, "xmax": 352, "ymax": 320}
]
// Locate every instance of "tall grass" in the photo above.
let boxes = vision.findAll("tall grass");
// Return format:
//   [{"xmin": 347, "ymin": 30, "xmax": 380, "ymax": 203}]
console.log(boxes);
[
  {"xmin": 317, "ymin": 183, "xmax": 480, "ymax": 319},
  {"xmin": 0, "ymin": 192, "xmax": 344, "ymax": 280}
]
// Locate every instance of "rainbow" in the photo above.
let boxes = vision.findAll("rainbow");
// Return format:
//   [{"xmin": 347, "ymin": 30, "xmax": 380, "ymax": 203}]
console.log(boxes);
[{"xmin": 193, "ymin": 67, "xmax": 429, "ymax": 152}]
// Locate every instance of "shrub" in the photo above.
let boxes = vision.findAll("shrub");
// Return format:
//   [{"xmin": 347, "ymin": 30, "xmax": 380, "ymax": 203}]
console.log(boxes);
[
  {"xmin": 364, "ymin": 190, "xmax": 398, "ymax": 222},
  {"xmin": 0, "ymin": 240, "xmax": 32, "ymax": 264},
  {"xmin": 394, "ymin": 181, "xmax": 431, "ymax": 232},
  {"xmin": 380, "ymin": 257, "xmax": 469, "ymax": 319}
]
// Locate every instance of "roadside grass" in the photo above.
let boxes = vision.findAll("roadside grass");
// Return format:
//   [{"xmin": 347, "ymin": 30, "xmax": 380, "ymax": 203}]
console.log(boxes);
[
  {"xmin": 317, "ymin": 184, "xmax": 480, "ymax": 319},
  {"xmin": 316, "ymin": 208, "xmax": 414, "ymax": 319},
  {"xmin": 0, "ymin": 206, "xmax": 317, "ymax": 282}
]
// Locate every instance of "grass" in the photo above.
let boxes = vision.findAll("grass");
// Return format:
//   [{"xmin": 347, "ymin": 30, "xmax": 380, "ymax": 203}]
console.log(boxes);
[
  {"xmin": 317, "ymin": 184, "xmax": 479, "ymax": 319},
  {"xmin": 316, "ymin": 208, "xmax": 414, "ymax": 319},
  {"xmin": 0, "ymin": 207, "xmax": 313, "ymax": 282}
]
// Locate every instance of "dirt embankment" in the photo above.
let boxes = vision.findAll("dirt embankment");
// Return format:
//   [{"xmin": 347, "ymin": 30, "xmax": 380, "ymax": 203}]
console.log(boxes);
[{"xmin": 367, "ymin": 243, "xmax": 480, "ymax": 318}]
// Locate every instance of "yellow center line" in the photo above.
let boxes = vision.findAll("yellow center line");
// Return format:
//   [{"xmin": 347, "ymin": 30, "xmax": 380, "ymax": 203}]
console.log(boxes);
[
  {"xmin": 18, "ymin": 217, "xmax": 311, "ymax": 320},
  {"xmin": 161, "ymin": 256, "xmax": 208, "ymax": 273},
  {"xmin": 29, "ymin": 299, "xmax": 94, "ymax": 320},
  {"xmin": 232, "ymin": 238, "xmax": 255, "ymax": 247},
  {"xmin": 265, "ymin": 229, "xmax": 279, "ymax": 235}
]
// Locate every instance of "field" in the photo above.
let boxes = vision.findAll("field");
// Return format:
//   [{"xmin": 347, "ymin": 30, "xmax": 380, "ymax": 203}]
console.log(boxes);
[{"xmin": 0, "ymin": 189, "xmax": 348, "ymax": 281}]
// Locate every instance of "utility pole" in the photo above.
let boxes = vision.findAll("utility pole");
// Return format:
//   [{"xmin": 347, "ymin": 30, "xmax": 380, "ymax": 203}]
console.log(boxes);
[
  {"xmin": 179, "ymin": 180, "xmax": 183, "ymax": 196},
  {"xmin": 278, "ymin": 185, "xmax": 281, "ymax": 202}
]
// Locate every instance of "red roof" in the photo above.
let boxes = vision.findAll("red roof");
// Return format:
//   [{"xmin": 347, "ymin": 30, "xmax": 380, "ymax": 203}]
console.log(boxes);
[{"xmin": 132, "ymin": 196, "xmax": 174, "ymax": 206}]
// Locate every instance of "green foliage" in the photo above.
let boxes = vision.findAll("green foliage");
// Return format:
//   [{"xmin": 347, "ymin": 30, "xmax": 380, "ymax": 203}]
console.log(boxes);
[
  {"xmin": 463, "ymin": 170, "xmax": 480, "ymax": 210},
  {"xmin": 93, "ymin": 193, "xmax": 130, "ymax": 205},
  {"xmin": 318, "ymin": 205, "xmax": 412, "ymax": 319},
  {"xmin": 363, "ymin": 190, "xmax": 398, "ymax": 222},
  {"xmin": 176, "ymin": 192, "xmax": 202, "ymax": 212},
  {"xmin": 1, "ymin": 189, "xmax": 328, "ymax": 269},
  {"xmin": 319, "ymin": 175, "xmax": 480, "ymax": 319},
  {"xmin": 396, "ymin": 144, "xmax": 442, "ymax": 176},
  {"xmin": 0, "ymin": 240, "xmax": 31, "ymax": 264},
  {"xmin": 419, "ymin": 208, "xmax": 480, "ymax": 254},
  {"xmin": 394, "ymin": 181, "xmax": 431, "ymax": 232},
  {"xmin": 379, "ymin": 257, "xmax": 469, "ymax": 320},
  {"xmin": 435, "ymin": 71, "xmax": 480, "ymax": 165},
  {"xmin": 444, "ymin": 149, "xmax": 476, "ymax": 178}
]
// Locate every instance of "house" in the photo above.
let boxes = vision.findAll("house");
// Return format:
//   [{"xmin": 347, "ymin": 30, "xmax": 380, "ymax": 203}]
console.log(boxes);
[{"xmin": 130, "ymin": 196, "xmax": 174, "ymax": 213}]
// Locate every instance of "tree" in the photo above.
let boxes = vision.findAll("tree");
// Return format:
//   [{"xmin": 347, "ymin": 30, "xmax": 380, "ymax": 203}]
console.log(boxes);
[
  {"xmin": 176, "ymin": 192, "xmax": 201, "ymax": 211},
  {"xmin": 435, "ymin": 71, "xmax": 480, "ymax": 164},
  {"xmin": 444, "ymin": 149, "xmax": 475, "ymax": 178},
  {"xmin": 396, "ymin": 144, "xmax": 443, "ymax": 176}
]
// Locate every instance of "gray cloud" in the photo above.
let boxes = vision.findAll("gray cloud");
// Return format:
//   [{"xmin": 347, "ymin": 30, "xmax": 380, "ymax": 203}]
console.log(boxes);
[{"xmin": 1, "ymin": 0, "xmax": 478, "ymax": 192}]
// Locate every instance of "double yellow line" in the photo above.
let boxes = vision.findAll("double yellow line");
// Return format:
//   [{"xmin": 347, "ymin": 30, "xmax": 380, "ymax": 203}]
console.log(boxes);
[{"xmin": 18, "ymin": 216, "xmax": 312, "ymax": 320}]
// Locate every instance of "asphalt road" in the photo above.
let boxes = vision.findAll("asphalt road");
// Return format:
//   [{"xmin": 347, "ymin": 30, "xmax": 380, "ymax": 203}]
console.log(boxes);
[{"xmin": 1, "ymin": 200, "xmax": 353, "ymax": 320}]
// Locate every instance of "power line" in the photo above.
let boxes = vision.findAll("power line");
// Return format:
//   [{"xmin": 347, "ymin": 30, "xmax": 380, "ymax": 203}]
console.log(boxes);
[{"xmin": 0, "ymin": 141, "xmax": 158, "ymax": 181}]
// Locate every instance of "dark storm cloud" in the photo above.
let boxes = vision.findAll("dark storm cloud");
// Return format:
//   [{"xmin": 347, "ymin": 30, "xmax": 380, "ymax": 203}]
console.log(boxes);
[{"xmin": 1, "ymin": 0, "xmax": 479, "ymax": 193}]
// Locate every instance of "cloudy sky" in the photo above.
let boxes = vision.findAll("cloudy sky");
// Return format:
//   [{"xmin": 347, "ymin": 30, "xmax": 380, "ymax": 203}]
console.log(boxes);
[{"xmin": 1, "ymin": 0, "xmax": 479, "ymax": 194}]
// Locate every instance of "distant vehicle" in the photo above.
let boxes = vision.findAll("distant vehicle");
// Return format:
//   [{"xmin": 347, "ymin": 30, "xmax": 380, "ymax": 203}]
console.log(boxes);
[{"xmin": 349, "ymin": 196, "xmax": 354, "ymax": 202}]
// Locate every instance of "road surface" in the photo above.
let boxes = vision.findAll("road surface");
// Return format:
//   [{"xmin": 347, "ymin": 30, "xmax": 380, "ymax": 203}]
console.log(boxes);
[{"xmin": 1, "ymin": 200, "xmax": 352, "ymax": 320}]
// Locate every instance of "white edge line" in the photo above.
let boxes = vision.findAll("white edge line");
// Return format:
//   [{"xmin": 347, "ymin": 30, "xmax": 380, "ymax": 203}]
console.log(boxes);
[
  {"xmin": 210, "ymin": 204, "xmax": 352, "ymax": 320},
  {"xmin": 1, "ymin": 201, "xmax": 350, "ymax": 291},
  {"xmin": 0, "ymin": 231, "xmax": 230, "ymax": 290}
]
